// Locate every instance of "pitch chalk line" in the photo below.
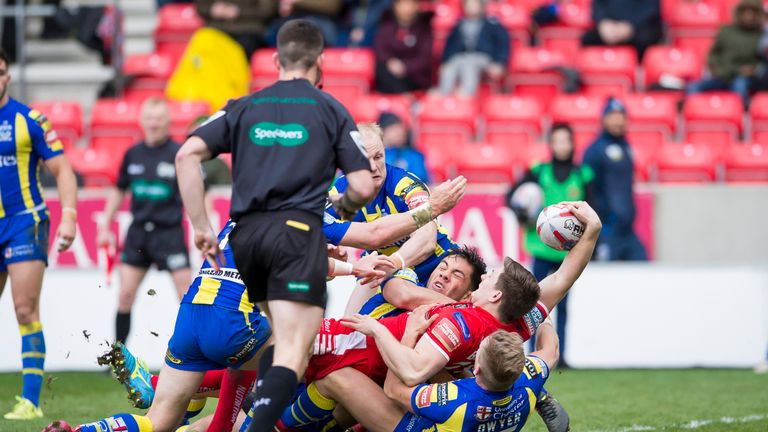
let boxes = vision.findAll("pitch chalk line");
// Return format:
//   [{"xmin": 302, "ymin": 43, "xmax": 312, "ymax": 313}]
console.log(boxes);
[{"xmin": 586, "ymin": 413, "xmax": 768, "ymax": 432}]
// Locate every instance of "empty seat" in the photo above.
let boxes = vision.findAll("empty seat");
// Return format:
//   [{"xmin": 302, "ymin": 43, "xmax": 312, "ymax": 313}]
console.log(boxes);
[
  {"xmin": 481, "ymin": 95, "xmax": 543, "ymax": 148},
  {"xmin": 154, "ymin": 4, "xmax": 204, "ymax": 57},
  {"xmin": 486, "ymin": 2, "xmax": 531, "ymax": 46},
  {"xmin": 549, "ymin": 94, "xmax": 606, "ymax": 157},
  {"xmin": 30, "ymin": 101, "xmax": 83, "ymax": 151},
  {"xmin": 748, "ymin": 93, "xmax": 768, "ymax": 143},
  {"xmin": 123, "ymin": 52, "xmax": 177, "ymax": 100},
  {"xmin": 683, "ymin": 92, "xmax": 743, "ymax": 145},
  {"xmin": 623, "ymin": 93, "xmax": 678, "ymax": 147},
  {"xmin": 66, "ymin": 147, "xmax": 121, "ymax": 187},
  {"xmin": 538, "ymin": 1, "xmax": 593, "ymax": 61},
  {"xmin": 723, "ymin": 142, "xmax": 768, "ymax": 183},
  {"xmin": 321, "ymin": 48, "xmax": 376, "ymax": 95},
  {"xmin": 90, "ymin": 99, "xmax": 143, "ymax": 153},
  {"xmin": 251, "ymin": 48, "xmax": 278, "ymax": 91},
  {"xmin": 508, "ymin": 47, "xmax": 570, "ymax": 108},
  {"xmin": 351, "ymin": 94, "xmax": 412, "ymax": 125},
  {"xmin": 452, "ymin": 142, "xmax": 517, "ymax": 183},
  {"xmin": 642, "ymin": 45, "xmax": 702, "ymax": 88},
  {"xmin": 416, "ymin": 95, "xmax": 478, "ymax": 149},
  {"xmin": 667, "ymin": 1, "xmax": 721, "ymax": 60},
  {"xmin": 576, "ymin": 46, "xmax": 638, "ymax": 97},
  {"xmin": 654, "ymin": 142, "xmax": 723, "ymax": 183},
  {"xmin": 431, "ymin": 3, "xmax": 461, "ymax": 41},
  {"xmin": 168, "ymin": 100, "xmax": 210, "ymax": 142}
]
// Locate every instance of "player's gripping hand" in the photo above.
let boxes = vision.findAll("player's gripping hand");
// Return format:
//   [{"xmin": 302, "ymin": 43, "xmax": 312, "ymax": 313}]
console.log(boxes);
[
  {"xmin": 56, "ymin": 214, "xmax": 77, "ymax": 252},
  {"xmin": 340, "ymin": 313, "xmax": 386, "ymax": 336},
  {"xmin": 353, "ymin": 252, "xmax": 397, "ymax": 285},
  {"xmin": 194, "ymin": 227, "xmax": 225, "ymax": 271},
  {"xmin": 560, "ymin": 201, "xmax": 602, "ymax": 238},
  {"xmin": 428, "ymin": 176, "xmax": 468, "ymax": 218},
  {"xmin": 327, "ymin": 244, "xmax": 349, "ymax": 262},
  {"xmin": 329, "ymin": 193, "xmax": 359, "ymax": 221},
  {"xmin": 405, "ymin": 304, "xmax": 439, "ymax": 339}
]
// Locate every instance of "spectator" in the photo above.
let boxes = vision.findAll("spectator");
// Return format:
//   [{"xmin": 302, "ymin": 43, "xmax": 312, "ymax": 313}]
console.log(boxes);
[
  {"xmin": 583, "ymin": 98, "xmax": 647, "ymax": 261},
  {"xmin": 506, "ymin": 123, "xmax": 593, "ymax": 367},
  {"xmin": 373, "ymin": 0, "xmax": 433, "ymax": 94},
  {"xmin": 339, "ymin": 0, "xmax": 393, "ymax": 47},
  {"xmin": 378, "ymin": 111, "xmax": 430, "ymax": 183},
  {"xmin": 196, "ymin": 0, "xmax": 277, "ymax": 58},
  {"xmin": 581, "ymin": 0, "xmax": 662, "ymax": 60},
  {"xmin": 687, "ymin": 0, "xmax": 764, "ymax": 108},
  {"xmin": 438, "ymin": 0, "xmax": 510, "ymax": 97},
  {"xmin": 267, "ymin": 0, "xmax": 344, "ymax": 47}
]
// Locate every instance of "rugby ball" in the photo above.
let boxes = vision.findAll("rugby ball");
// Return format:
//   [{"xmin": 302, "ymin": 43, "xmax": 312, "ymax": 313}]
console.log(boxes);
[
  {"xmin": 536, "ymin": 204, "xmax": 584, "ymax": 251},
  {"xmin": 509, "ymin": 182, "xmax": 543, "ymax": 224}
]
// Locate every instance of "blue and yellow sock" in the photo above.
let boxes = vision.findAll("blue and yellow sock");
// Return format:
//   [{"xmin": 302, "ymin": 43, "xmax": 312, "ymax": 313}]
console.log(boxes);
[
  {"xmin": 77, "ymin": 413, "xmax": 152, "ymax": 432},
  {"xmin": 20, "ymin": 321, "xmax": 45, "ymax": 407},
  {"xmin": 279, "ymin": 382, "xmax": 337, "ymax": 428},
  {"xmin": 184, "ymin": 398, "xmax": 207, "ymax": 421}
]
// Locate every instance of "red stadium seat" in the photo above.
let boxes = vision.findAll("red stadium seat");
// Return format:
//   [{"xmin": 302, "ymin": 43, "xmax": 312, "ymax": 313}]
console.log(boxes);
[
  {"xmin": 654, "ymin": 142, "xmax": 723, "ymax": 183},
  {"xmin": 576, "ymin": 47, "xmax": 637, "ymax": 97},
  {"xmin": 123, "ymin": 52, "xmax": 177, "ymax": 101},
  {"xmin": 351, "ymin": 94, "xmax": 412, "ymax": 126},
  {"xmin": 630, "ymin": 140, "xmax": 657, "ymax": 182},
  {"xmin": 432, "ymin": 3, "xmax": 462, "ymax": 41},
  {"xmin": 416, "ymin": 95, "xmax": 478, "ymax": 150},
  {"xmin": 421, "ymin": 135, "xmax": 463, "ymax": 182},
  {"xmin": 642, "ymin": 46, "xmax": 703, "ymax": 88},
  {"xmin": 508, "ymin": 47, "xmax": 570, "ymax": 109},
  {"xmin": 723, "ymin": 142, "xmax": 768, "ymax": 183},
  {"xmin": 30, "ymin": 101, "xmax": 83, "ymax": 151},
  {"xmin": 452, "ymin": 142, "xmax": 517, "ymax": 183},
  {"xmin": 538, "ymin": 1, "xmax": 593, "ymax": 61},
  {"xmin": 486, "ymin": 2, "xmax": 531, "ymax": 46},
  {"xmin": 154, "ymin": 4, "xmax": 204, "ymax": 58},
  {"xmin": 319, "ymin": 48, "xmax": 375, "ymax": 106},
  {"xmin": 683, "ymin": 92, "xmax": 743, "ymax": 145},
  {"xmin": 748, "ymin": 93, "xmax": 768, "ymax": 143},
  {"xmin": 167, "ymin": 100, "xmax": 210, "ymax": 143},
  {"xmin": 549, "ymin": 94, "xmax": 606, "ymax": 157},
  {"xmin": 66, "ymin": 147, "xmax": 121, "ymax": 187},
  {"xmin": 623, "ymin": 93, "xmax": 678, "ymax": 148},
  {"xmin": 90, "ymin": 99, "xmax": 143, "ymax": 153},
  {"xmin": 667, "ymin": 1, "xmax": 721, "ymax": 60},
  {"xmin": 251, "ymin": 48, "xmax": 278, "ymax": 91},
  {"xmin": 481, "ymin": 95, "xmax": 543, "ymax": 149}
]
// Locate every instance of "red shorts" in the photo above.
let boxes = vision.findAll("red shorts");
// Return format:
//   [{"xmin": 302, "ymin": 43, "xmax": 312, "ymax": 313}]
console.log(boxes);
[{"xmin": 305, "ymin": 318, "xmax": 387, "ymax": 385}]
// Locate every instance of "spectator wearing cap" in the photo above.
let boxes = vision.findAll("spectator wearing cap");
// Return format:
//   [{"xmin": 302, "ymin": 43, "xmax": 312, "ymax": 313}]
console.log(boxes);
[
  {"xmin": 687, "ymin": 0, "xmax": 764, "ymax": 108},
  {"xmin": 581, "ymin": 0, "xmax": 662, "ymax": 60},
  {"xmin": 379, "ymin": 112, "xmax": 430, "ymax": 183},
  {"xmin": 373, "ymin": 0, "xmax": 433, "ymax": 94},
  {"xmin": 438, "ymin": 0, "xmax": 510, "ymax": 97},
  {"xmin": 582, "ymin": 98, "xmax": 647, "ymax": 261}
]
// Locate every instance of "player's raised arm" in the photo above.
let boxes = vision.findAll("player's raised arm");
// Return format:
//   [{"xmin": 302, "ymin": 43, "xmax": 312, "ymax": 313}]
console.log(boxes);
[
  {"xmin": 531, "ymin": 318, "xmax": 560, "ymax": 370},
  {"xmin": 538, "ymin": 201, "xmax": 602, "ymax": 312}
]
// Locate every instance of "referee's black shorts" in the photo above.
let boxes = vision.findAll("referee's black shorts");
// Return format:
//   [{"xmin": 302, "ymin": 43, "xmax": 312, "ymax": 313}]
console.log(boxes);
[{"xmin": 229, "ymin": 209, "xmax": 328, "ymax": 307}]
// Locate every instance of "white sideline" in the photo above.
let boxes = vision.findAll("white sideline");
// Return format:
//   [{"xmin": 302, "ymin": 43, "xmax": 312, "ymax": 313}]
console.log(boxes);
[{"xmin": 586, "ymin": 414, "xmax": 768, "ymax": 432}]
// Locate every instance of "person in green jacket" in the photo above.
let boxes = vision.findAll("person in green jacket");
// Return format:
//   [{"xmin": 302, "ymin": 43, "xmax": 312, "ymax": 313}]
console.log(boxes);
[
  {"xmin": 506, "ymin": 123, "xmax": 593, "ymax": 367},
  {"xmin": 686, "ymin": 0, "xmax": 764, "ymax": 108}
]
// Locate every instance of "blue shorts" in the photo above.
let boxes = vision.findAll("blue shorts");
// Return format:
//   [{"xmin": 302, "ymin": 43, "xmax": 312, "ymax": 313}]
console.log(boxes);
[
  {"xmin": 165, "ymin": 303, "xmax": 271, "ymax": 371},
  {"xmin": 0, "ymin": 214, "xmax": 49, "ymax": 272}
]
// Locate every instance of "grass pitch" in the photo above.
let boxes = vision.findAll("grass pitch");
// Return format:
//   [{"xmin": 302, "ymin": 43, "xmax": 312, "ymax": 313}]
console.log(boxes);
[{"xmin": 0, "ymin": 369, "xmax": 766, "ymax": 432}]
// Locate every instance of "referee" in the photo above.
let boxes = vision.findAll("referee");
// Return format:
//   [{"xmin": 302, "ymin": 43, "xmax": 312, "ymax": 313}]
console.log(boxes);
[{"xmin": 175, "ymin": 19, "xmax": 375, "ymax": 431}]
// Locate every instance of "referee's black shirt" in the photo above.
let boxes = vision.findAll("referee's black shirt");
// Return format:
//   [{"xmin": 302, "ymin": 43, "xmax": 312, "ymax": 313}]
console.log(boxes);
[{"xmin": 192, "ymin": 79, "xmax": 370, "ymax": 220}]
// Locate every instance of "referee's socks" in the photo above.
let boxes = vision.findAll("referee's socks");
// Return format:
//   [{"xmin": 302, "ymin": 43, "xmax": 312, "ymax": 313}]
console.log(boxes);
[{"xmin": 246, "ymin": 366, "xmax": 298, "ymax": 432}]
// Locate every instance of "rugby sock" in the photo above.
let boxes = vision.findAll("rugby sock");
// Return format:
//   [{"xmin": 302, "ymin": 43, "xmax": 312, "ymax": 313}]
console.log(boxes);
[
  {"xmin": 197, "ymin": 369, "xmax": 226, "ymax": 393},
  {"xmin": 77, "ymin": 413, "xmax": 152, "ymax": 432},
  {"xmin": 116, "ymin": 312, "xmax": 131, "ymax": 344},
  {"xmin": 246, "ymin": 366, "xmax": 298, "ymax": 432},
  {"xmin": 150, "ymin": 374, "xmax": 159, "ymax": 390},
  {"xmin": 184, "ymin": 397, "xmax": 207, "ymax": 421},
  {"xmin": 280, "ymin": 382, "xmax": 337, "ymax": 428},
  {"xmin": 20, "ymin": 321, "xmax": 45, "ymax": 407},
  {"xmin": 257, "ymin": 345, "xmax": 275, "ymax": 383},
  {"xmin": 209, "ymin": 369, "xmax": 258, "ymax": 432}
]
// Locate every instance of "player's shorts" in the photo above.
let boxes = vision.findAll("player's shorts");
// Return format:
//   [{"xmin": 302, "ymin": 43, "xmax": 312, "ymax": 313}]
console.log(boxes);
[
  {"xmin": 165, "ymin": 303, "xmax": 271, "ymax": 371},
  {"xmin": 121, "ymin": 221, "xmax": 190, "ymax": 271},
  {"xmin": 229, "ymin": 209, "xmax": 328, "ymax": 307},
  {"xmin": 304, "ymin": 318, "xmax": 387, "ymax": 385},
  {"xmin": 0, "ymin": 213, "xmax": 49, "ymax": 272}
]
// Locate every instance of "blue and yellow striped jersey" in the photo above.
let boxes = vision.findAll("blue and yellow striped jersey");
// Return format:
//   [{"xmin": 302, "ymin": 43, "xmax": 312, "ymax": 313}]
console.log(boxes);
[
  {"xmin": 395, "ymin": 356, "xmax": 550, "ymax": 432},
  {"xmin": 325, "ymin": 164, "xmax": 458, "ymax": 283},
  {"xmin": 359, "ymin": 268, "xmax": 421, "ymax": 319},
  {"xmin": 181, "ymin": 220, "xmax": 254, "ymax": 313},
  {"xmin": 0, "ymin": 98, "xmax": 64, "ymax": 220}
]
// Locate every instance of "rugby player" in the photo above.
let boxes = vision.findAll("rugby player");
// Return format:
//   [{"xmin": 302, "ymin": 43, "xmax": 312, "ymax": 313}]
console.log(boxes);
[
  {"xmin": 272, "ymin": 201, "xmax": 600, "ymax": 432},
  {"xmin": 58, "ymin": 220, "xmax": 390, "ymax": 432},
  {"xmin": 0, "ymin": 46, "xmax": 79, "ymax": 420}
]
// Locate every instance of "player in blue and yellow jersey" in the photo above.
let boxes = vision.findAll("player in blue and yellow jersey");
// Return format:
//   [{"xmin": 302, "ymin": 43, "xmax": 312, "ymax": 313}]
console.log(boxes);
[
  {"xmin": 383, "ymin": 312, "xmax": 562, "ymax": 432},
  {"xmin": 0, "ymin": 47, "xmax": 79, "ymax": 420}
]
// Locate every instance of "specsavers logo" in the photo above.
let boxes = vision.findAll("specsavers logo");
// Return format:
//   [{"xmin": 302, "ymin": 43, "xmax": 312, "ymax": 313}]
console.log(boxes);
[{"xmin": 249, "ymin": 122, "xmax": 309, "ymax": 147}]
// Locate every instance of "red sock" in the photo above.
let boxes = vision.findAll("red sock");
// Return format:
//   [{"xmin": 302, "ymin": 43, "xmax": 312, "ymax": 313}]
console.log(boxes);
[
  {"xmin": 150, "ymin": 375, "xmax": 159, "ymax": 390},
  {"xmin": 208, "ymin": 369, "xmax": 257, "ymax": 432},
  {"xmin": 197, "ymin": 369, "xmax": 226, "ymax": 393}
]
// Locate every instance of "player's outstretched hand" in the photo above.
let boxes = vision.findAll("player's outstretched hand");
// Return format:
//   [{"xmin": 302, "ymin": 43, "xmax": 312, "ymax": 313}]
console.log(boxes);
[
  {"xmin": 405, "ymin": 304, "xmax": 439, "ymax": 339},
  {"xmin": 327, "ymin": 244, "xmax": 348, "ymax": 262},
  {"xmin": 561, "ymin": 201, "xmax": 602, "ymax": 238},
  {"xmin": 429, "ymin": 176, "xmax": 467, "ymax": 218},
  {"xmin": 56, "ymin": 218, "xmax": 77, "ymax": 252},
  {"xmin": 354, "ymin": 252, "xmax": 396, "ymax": 285},
  {"xmin": 340, "ymin": 313, "xmax": 385, "ymax": 336},
  {"xmin": 194, "ymin": 227, "xmax": 225, "ymax": 271}
]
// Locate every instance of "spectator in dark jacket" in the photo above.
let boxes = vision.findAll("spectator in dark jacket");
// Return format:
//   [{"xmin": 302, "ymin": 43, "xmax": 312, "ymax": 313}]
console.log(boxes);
[
  {"xmin": 438, "ymin": 0, "xmax": 510, "ymax": 96},
  {"xmin": 373, "ymin": 0, "xmax": 433, "ymax": 94},
  {"xmin": 379, "ymin": 112, "xmax": 430, "ymax": 183},
  {"xmin": 196, "ymin": 0, "xmax": 277, "ymax": 58},
  {"xmin": 582, "ymin": 97, "xmax": 647, "ymax": 261},
  {"xmin": 688, "ymin": 0, "xmax": 764, "ymax": 108},
  {"xmin": 581, "ymin": 0, "xmax": 662, "ymax": 60}
]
